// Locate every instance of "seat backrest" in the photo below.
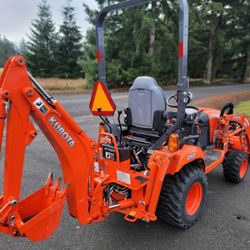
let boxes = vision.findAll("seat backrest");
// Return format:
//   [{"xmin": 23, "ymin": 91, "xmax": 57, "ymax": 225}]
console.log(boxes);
[{"xmin": 128, "ymin": 76, "xmax": 166, "ymax": 129}]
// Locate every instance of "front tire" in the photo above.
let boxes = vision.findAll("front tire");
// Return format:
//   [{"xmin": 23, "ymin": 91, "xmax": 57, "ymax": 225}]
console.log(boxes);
[
  {"xmin": 223, "ymin": 150, "xmax": 249, "ymax": 183},
  {"xmin": 157, "ymin": 165, "xmax": 208, "ymax": 229}
]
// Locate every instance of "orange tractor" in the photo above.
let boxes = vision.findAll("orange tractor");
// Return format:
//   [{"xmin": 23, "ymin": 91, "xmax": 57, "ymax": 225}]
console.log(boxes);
[{"xmin": 0, "ymin": 0, "xmax": 249, "ymax": 242}]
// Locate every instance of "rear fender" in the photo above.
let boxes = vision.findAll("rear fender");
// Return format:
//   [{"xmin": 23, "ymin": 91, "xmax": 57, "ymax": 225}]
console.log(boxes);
[
  {"xmin": 147, "ymin": 145, "xmax": 205, "ymax": 214},
  {"xmin": 166, "ymin": 145, "xmax": 205, "ymax": 175}
]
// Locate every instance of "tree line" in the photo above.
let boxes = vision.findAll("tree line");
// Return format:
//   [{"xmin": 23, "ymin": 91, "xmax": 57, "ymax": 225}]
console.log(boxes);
[
  {"xmin": 1, "ymin": 0, "xmax": 82, "ymax": 79},
  {"xmin": 0, "ymin": 36, "xmax": 18, "ymax": 67},
  {"xmin": 81, "ymin": 0, "xmax": 249, "ymax": 87},
  {"xmin": 0, "ymin": 0, "xmax": 249, "ymax": 87}
]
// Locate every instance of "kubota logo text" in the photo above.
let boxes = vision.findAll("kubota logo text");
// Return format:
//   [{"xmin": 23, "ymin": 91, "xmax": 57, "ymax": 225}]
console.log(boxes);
[{"xmin": 49, "ymin": 116, "xmax": 75, "ymax": 147}]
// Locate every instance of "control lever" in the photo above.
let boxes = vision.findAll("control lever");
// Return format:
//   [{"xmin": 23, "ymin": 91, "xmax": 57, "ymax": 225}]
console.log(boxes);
[
  {"xmin": 117, "ymin": 110, "xmax": 123, "ymax": 143},
  {"xmin": 97, "ymin": 107, "xmax": 112, "ymax": 132},
  {"xmin": 191, "ymin": 108, "xmax": 204, "ymax": 135}
]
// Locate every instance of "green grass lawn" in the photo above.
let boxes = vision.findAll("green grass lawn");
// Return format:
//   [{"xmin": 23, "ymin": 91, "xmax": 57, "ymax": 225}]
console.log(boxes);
[{"xmin": 235, "ymin": 100, "xmax": 250, "ymax": 117}]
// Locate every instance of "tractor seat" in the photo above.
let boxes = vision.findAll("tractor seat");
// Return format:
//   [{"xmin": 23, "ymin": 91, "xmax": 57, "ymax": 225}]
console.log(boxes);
[{"xmin": 124, "ymin": 76, "xmax": 167, "ymax": 140}]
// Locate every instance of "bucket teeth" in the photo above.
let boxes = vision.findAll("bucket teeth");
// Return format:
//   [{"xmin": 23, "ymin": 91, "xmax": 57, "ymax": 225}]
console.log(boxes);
[
  {"xmin": 58, "ymin": 183, "xmax": 69, "ymax": 198},
  {"xmin": 44, "ymin": 173, "xmax": 53, "ymax": 196},
  {"xmin": 53, "ymin": 177, "xmax": 61, "ymax": 191},
  {"xmin": 50, "ymin": 178, "xmax": 60, "ymax": 199},
  {"xmin": 43, "ymin": 174, "xmax": 67, "ymax": 200},
  {"xmin": 46, "ymin": 176, "xmax": 69, "ymax": 201}
]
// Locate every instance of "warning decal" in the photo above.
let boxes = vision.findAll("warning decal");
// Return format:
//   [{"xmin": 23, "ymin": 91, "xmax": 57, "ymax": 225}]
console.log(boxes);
[{"xmin": 33, "ymin": 97, "xmax": 49, "ymax": 115}]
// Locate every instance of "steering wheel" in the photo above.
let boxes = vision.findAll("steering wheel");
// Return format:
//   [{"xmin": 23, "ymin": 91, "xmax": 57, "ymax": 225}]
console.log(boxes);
[{"xmin": 167, "ymin": 91, "xmax": 193, "ymax": 108}]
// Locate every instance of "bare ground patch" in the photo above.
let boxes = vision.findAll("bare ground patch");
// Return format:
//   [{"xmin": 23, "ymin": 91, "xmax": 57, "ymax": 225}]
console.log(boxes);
[
  {"xmin": 37, "ymin": 78, "xmax": 86, "ymax": 91},
  {"xmin": 192, "ymin": 90, "xmax": 250, "ymax": 109}
]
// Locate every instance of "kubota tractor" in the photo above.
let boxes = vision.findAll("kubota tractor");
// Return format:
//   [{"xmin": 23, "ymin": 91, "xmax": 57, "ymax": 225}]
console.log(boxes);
[{"xmin": 0, "ymin": 0, "xmax": 249, "ymax": 242}]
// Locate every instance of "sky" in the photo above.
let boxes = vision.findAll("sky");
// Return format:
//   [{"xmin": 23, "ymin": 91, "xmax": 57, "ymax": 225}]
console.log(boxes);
[{"xmin": 0, "ymin": 0, "xmax": 97, "ymax": 45}]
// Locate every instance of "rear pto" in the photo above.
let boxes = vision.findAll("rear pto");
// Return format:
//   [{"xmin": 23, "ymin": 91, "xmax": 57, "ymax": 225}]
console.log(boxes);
[{"xmin": 0, "ymin": 0, "xmax": 249, "ymax": 242}]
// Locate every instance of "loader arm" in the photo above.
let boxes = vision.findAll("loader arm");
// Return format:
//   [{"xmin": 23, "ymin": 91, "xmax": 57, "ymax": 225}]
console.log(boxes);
[{"xmin": 0, "ymin": 56, "xmax": 96, "ymax": 241}]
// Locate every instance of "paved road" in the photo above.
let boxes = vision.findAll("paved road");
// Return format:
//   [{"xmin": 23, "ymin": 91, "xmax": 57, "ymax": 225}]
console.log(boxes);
[
  {"xmin": 54, "ymin": 83, "xmax": 250, "ymax": 119},
  {"xmin": 1, "ymin": 84, "xmax": 250, "ymax": 250}
]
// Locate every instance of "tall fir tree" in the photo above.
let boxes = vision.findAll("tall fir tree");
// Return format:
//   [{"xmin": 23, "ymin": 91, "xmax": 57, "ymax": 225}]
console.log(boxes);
[
  {"xmin": 56, "ymin": 0, "xmax": 82, "ymax": 78},
  {"xmin": 26, "ymin": 0, "xmax": 58, "ymax": 77}
]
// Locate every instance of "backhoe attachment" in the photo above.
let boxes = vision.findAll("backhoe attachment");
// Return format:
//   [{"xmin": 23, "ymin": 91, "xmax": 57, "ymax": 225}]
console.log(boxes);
[
  {"xmin": 0, "ymin": 56, "xmax": 95, "ymax": 241},
  {"xmin": 0, "ymin": 57, "xmax": 68, "ymax": 241}
]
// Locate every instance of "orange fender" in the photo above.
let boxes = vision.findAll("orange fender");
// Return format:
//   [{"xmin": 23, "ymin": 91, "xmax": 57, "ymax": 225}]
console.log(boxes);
[
  {"xmin": 165, "ymin": 145, "xmax": 205, "ymax": 175},
  {"xmin": 147, "ymin": 146, "xmax": 205, "ymax": 214}
]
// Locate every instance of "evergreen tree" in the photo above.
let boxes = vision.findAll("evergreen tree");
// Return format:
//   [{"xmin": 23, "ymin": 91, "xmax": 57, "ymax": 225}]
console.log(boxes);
[
  {"xmin": 225, "ymin": 0, "xmax": 250, "ymax": 82},
  {"xmin": 80, "ymin": 0, "xmax": 164, "ymax": 87},
  {"xmin": 19, "ymin": 39, "xmax": 28, "ymax": 56},
  {"xmin": 26, "ymin": 0, "xmax": 58, "ymax": 77},
  {"xmin": 0, "ymin": 35, "xmax": 17, "ymax": 67},
  {"xmin": 56, "ymin": 0, "xmax": 83, "ymax": 78},
  {"xmin": 80, "ymin": 0, "xmax": 250, "ymax": 87}
]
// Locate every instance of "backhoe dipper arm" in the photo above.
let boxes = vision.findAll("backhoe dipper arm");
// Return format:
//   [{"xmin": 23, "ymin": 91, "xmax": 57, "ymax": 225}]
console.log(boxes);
[{"xmin": 0, "ymin": 56, "xmax": 96, "ymax": 241}]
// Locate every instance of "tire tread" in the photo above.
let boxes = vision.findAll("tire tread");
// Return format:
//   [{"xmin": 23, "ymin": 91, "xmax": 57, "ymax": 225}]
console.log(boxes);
[
  {"xmin": 223, "ymin": 150, "xmax": 248, "ymax": 183},
  {"xmin": 157, "ymin": 165, "xmax": 207, "ymax": 229}
]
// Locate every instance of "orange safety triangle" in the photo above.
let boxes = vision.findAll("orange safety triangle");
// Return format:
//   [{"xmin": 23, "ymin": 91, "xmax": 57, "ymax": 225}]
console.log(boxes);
[{"xmin": 89, "ymin": 81, "xmax": 116, "ymax": 116}]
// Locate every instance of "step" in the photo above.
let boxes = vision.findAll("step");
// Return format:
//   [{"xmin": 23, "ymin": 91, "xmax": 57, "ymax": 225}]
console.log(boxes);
[{"xmin": 204, "ymin": 149, "xmax": 225, "ymax": 174}]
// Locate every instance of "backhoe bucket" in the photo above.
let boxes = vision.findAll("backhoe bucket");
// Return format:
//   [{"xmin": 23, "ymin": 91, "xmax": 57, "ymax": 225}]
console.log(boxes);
[{"xmin": 0, "ymin": 174, "xmax": 68, "ymax": 242}]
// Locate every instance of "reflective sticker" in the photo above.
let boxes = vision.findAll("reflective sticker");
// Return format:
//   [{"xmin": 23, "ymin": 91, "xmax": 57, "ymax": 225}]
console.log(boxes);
[
  {"xmin": 96, "ymin": 50, "xmax": 102, "ymax": 62},
  {"xmin": 129, "ymin": 211, "xmax": 136, "ymax": 216},
  {"xmin": 233, "ymin": 115, "xmax": 241, "ymax": 121},
  {"xmin": 209, "ymin": 114, "xmax": 220, "ymax": 118},
  {"xmin": 178, "ymin": 42, "xmax": 184, "ymax": 58},
  {"xmin": 94, "ymin": 161, "xmax": 99, "ymax": 173},
  {"xmin": 117, "ymin": 170, "xmax": 131, "ymax": 185},
  {"xmin": 33, "ymin": 97, "xmax": 49, "ymax": 115},
  {"xmin": 244, "ymin": 118, "xmax": 249, "ymax": 127},
  {"xmin": 187, "ymin": 153, "xmax": 196, "ymax": 161}
]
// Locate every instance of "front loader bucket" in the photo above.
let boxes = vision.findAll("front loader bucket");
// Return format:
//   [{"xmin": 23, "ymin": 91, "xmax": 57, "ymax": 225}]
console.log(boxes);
[{"xmin": 0, "ymin": 174, "xmax": 68, "ymax": 242}]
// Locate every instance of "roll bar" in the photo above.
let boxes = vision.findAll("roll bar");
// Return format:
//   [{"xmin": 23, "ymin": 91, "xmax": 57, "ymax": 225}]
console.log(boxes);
[
  {"xmin": 96, "ymin": 0, "xmax": 189, "ymax": 90},
  {"xmin": 95, "ymin": 0, "xmax": 189, "ymax": 149}
]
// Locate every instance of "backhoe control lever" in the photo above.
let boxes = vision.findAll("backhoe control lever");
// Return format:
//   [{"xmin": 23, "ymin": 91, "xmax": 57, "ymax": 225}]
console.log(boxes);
[
  {"xmin": 220, "ymin": 103, "xmax": 234, "ymax": 117},
  {"xmin": 117, "ymin": 110, "xmax": 123, "ymax": 142}
]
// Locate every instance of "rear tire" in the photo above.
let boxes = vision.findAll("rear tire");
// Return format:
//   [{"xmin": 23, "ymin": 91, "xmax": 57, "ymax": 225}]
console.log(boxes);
[
  {"xmin": 223, "ymin": 150, "xmax": 249, "ymax": 183},
  {"xmin": 157, "ymin": 165, "xmax": 208, "ymax": 229}
]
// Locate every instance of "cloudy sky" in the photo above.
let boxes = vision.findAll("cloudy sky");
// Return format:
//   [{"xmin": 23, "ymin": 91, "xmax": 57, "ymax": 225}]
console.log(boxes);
[{"xmin": 0, "ymin": 0, "xmax": 97, "ymax": 45}]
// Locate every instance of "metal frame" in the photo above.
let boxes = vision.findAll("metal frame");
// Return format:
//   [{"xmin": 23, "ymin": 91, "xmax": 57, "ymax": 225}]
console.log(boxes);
[{"xmin": 96, "ymin": 0, "xmax": 189, "ymax": 149}]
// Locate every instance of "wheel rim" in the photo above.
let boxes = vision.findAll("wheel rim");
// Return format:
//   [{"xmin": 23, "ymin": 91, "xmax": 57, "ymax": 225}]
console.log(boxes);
[
  {"xmin": 239, "ymin": 159, "xmax": 248, "ymax": 178},
  {"xmin": 185, "ymin": 182, "xmax": 203, "ymax": 216}
]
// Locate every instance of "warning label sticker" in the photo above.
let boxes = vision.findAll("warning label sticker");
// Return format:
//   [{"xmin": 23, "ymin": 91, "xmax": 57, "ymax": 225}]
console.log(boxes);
[
  {"xmin": 117, "ymin": 170, "xmax": 131, "ymax": 185},
  {"xmin": 33, "ymin": 97, "xmax": 49, "ymax": 115},
  {"xmin": 94, "ymin": 161, "xmax": 99, "ymax": 173}
]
